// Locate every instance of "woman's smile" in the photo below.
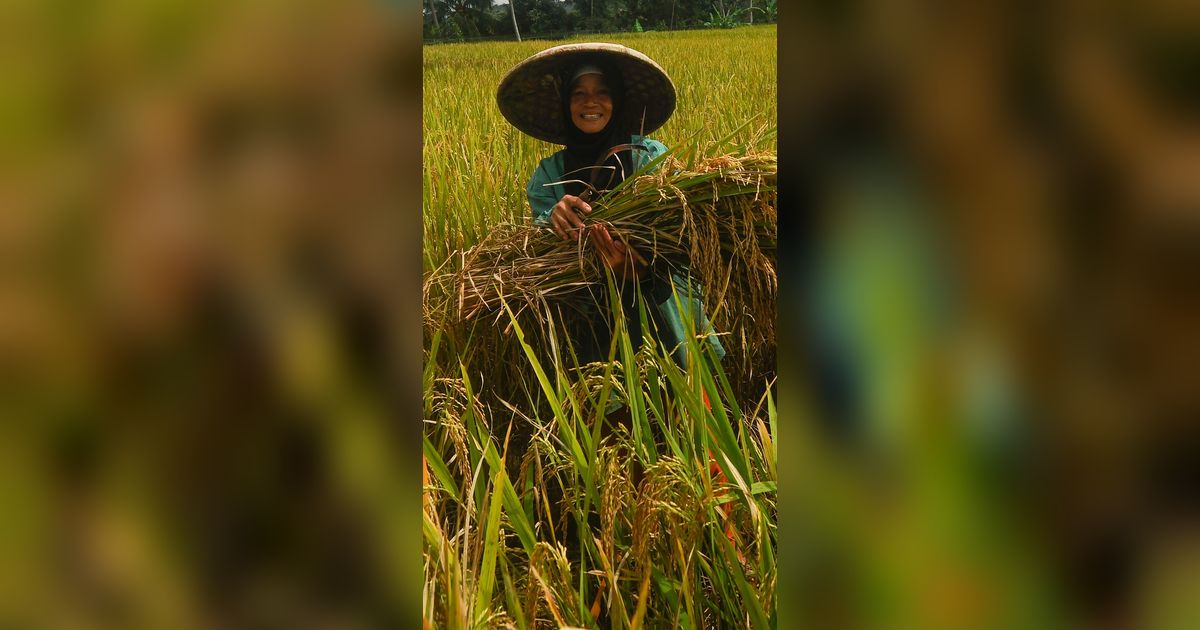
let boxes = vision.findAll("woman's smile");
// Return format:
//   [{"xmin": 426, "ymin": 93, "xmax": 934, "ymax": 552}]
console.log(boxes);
[{"xmin": 569, "ymin": 73, "xmax": 613, "ymax": 134}]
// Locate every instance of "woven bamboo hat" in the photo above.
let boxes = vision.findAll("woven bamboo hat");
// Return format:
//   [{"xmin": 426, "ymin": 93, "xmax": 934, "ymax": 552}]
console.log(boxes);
[{"xmin": 497, "ymin": 43, "xmax": 676, "ymax": 145}]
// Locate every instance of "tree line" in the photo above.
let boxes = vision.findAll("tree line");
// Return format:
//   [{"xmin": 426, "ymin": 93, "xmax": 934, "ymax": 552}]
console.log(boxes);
[{"xmin": 424, "ymin": 0, "xmax": 776, "ymax": 41}]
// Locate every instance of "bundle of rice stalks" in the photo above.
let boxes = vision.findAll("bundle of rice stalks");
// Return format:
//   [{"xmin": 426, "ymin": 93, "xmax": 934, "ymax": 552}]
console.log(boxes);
[{"xmin": 424, "ymin": 151, "xmax": 777, "ymax": 395}]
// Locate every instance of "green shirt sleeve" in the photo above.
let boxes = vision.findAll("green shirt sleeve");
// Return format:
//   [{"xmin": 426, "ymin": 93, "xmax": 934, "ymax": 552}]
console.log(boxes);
[
  {"xmin": 527, "ymin": 152, "xmax": 564, "ymax": 225},
  {"xmin": 632, "ymin": 136, "xmax": 668, "ymax": 171}
]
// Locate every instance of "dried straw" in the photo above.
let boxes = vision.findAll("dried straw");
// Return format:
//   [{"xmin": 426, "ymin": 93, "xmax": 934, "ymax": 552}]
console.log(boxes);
[{"xmin": 424, "ymin": 152, "xmax": 777, "ymax": 396}]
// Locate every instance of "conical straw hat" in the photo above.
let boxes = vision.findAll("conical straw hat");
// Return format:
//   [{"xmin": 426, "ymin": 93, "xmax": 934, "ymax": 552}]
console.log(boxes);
[{"xmin": 497, "ymin": 43, "xmax": 676, "ymax": 145}]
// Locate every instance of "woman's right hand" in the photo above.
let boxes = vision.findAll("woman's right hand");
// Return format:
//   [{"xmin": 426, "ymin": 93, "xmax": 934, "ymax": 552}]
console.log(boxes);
[{"xmin": 549, "ymin": 194, "xmax": 592, "ymax": 241}]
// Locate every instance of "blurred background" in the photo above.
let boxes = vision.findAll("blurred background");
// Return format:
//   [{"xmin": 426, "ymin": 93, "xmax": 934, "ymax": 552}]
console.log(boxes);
[
  {"xmin": 1, "ymin": 0, "xmax": 424, "ymax": 627},
  {"xmin": 3, "ymin": 0, "xmax": 1197, "ymax": 627},
  {"xmin": 781, "ymin": 1, "xmax": 1199, "ymax": 628}
]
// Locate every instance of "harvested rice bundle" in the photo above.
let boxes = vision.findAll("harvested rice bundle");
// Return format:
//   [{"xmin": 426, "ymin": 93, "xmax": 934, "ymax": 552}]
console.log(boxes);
[{"xmin": 424, "ymin": 151, "xmax": 776, "ymax": 380}]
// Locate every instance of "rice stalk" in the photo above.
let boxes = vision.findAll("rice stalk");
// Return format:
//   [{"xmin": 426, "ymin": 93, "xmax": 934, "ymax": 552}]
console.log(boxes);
[{"xmin": 424, "ymin": 151, "xmax": 777, "ymax": 409}]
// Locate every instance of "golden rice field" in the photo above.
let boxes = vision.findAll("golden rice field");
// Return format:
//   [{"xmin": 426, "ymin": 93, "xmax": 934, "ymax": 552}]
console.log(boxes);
[{"xmin": 423, "ymin": 26, "xmax": 778, "ymax": 629}]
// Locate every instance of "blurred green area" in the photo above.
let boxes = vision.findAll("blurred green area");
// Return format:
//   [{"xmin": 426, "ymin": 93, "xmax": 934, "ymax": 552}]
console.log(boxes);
[
  {"xmin": 779, "ymin": 1, "xmax": 1200, "ymax": 628},
  {"xmin": 1, "ymin": 0, "xmax": 425, "ymax": 627}
]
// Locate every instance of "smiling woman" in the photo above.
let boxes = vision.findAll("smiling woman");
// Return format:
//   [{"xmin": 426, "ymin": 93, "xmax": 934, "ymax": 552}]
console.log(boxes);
[
  {"xmin": 568, "ymin": 71, "xmax": 613, "ymax": 134},
  {"xmin": 497, "ymin": 42, "xmax": 725, "ymax": 368}
]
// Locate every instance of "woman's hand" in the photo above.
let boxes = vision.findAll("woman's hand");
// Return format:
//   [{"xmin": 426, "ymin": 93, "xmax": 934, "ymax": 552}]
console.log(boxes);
[
  {"xmin": 589, "ymin": 223, "xmax": 648, "ymax": 281},
  {"xmin": 549, "ymin": 194, "xmax": 591, "ymax": 241}
]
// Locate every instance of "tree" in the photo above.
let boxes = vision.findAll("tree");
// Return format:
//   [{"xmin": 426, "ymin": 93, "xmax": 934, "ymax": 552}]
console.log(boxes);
[
  {"xmin": 515, "ymin": 0, "xmax": 570, "ymax": 35},
  {"xmin": 571, "ymin": 0, "xmax": 620, "ymax": 31},
  {"xmin": 509, "ymin": 0, "xmax": 522, "ymax": 41},
  {"xmin": 441, "ymin": 0, "xmax": 491, "ymax": 37}
]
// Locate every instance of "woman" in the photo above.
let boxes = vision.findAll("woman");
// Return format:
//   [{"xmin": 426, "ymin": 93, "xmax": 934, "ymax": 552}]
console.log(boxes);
[
  {"xmin": 497, "ymin": 43, "xmax": 725, "ymax": 369},
  {"xmin": 498, "ymin": 49, "xmax": 744, "ymax": 610}
]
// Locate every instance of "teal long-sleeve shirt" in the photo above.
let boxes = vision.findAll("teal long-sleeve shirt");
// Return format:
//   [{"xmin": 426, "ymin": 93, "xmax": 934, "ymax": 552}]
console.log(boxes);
[{"xmin": 525, "ymin": 135, "xmax": 726, "ymax": 368}]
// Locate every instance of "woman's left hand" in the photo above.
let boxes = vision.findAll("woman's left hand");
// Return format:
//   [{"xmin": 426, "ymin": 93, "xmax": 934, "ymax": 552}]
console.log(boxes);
[{"xmin": 588, "ymin": 224, "xmax": 647, "ymax": 281}]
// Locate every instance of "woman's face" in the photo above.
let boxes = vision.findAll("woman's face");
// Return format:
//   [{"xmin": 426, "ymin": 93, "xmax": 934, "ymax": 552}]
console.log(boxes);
[{"xmin": 569, "ymin": 73, "xmax": 613, "ymax": 135}]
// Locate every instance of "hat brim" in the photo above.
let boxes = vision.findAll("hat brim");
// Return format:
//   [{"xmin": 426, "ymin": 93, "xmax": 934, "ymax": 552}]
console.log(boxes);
[{"xmin": 497, "ymin": 43, "xmax": 676, "ymax": 145}]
